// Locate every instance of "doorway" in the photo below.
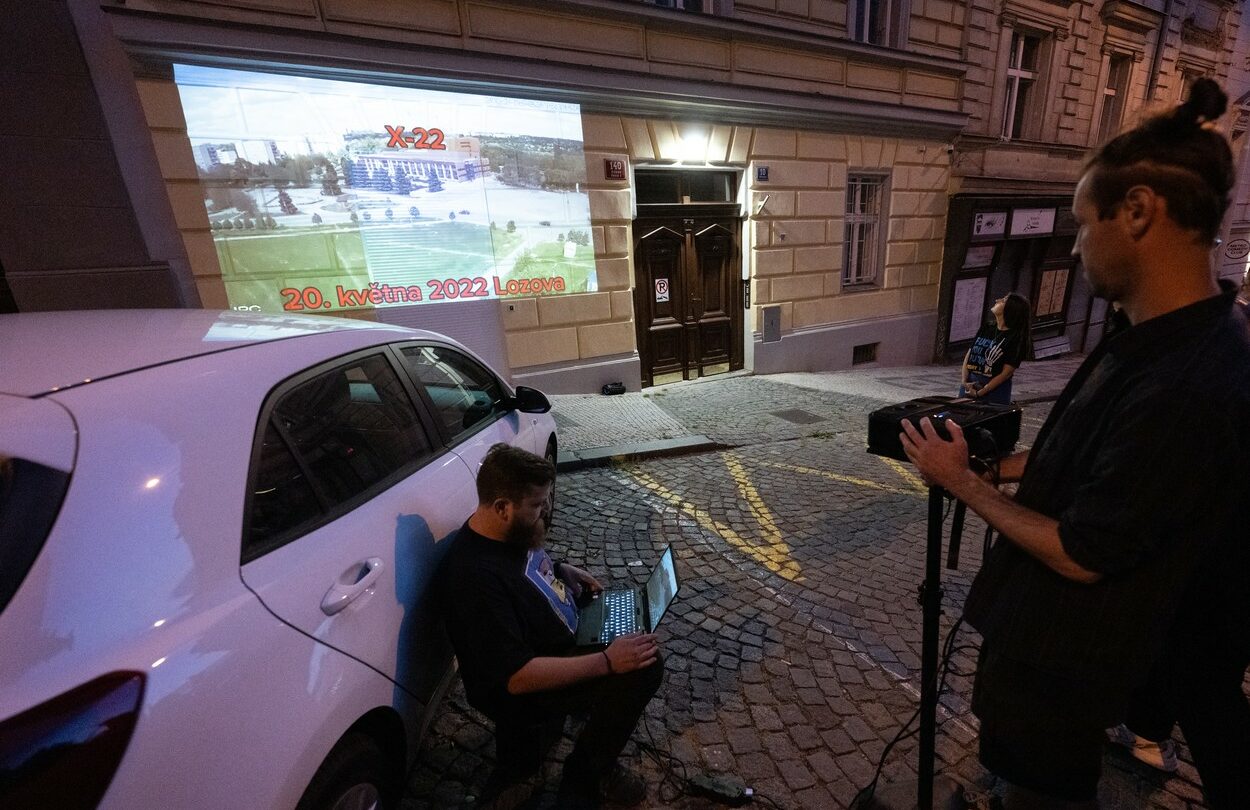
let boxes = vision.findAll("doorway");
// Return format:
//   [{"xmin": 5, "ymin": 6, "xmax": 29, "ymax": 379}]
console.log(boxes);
[{"xmin": 633, "ymin": 208, "xmax": 743, "ymax": 387}]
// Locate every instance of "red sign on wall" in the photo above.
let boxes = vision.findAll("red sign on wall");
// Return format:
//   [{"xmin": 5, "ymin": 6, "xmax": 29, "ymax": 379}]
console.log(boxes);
[{"xmin": 604, "ymin": 159, "xmax": 627, "ymax": 181}]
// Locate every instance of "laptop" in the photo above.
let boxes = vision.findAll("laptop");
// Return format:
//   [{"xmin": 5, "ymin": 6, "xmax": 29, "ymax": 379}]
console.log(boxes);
[{"xmin": 574, "ymin": 546, "xmax": 680, "ymax": 647}]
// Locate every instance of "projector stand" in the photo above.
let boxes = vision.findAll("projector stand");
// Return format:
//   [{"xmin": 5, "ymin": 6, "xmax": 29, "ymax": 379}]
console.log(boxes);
[{"xmin": 862, "ymin": 486, "xmax": 966, "ymax": 810}]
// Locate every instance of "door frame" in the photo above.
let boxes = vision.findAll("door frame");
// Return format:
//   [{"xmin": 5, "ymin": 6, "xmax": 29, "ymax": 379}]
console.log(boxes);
[{"xmin": 632, "ymin": 203, "xmax": 743, "ymax": 387}]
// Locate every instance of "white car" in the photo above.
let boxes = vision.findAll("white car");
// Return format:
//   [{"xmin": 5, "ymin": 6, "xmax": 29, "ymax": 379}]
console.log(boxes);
[{"xmin": 0, "ymin": 310, "xmax": 558, "ymax": 810}]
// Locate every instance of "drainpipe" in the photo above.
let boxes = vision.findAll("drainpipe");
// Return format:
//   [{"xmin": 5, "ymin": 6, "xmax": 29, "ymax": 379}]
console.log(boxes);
[{"xmin": 1147, "ymin": 0, "xmax": 1178, "ymax": 101}]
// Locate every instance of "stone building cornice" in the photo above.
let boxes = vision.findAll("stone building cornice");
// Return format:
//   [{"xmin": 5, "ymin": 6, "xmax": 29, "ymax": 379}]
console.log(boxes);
[{"xmin": 1100, "ymin": 0, "xmax": 1165, "ymax": 35}]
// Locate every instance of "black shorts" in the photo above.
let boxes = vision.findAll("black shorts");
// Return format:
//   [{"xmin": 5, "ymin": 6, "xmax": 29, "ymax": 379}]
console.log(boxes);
[{"xmin": 972, "ymin": 647, "xmax": 1106, "ymax": 803}]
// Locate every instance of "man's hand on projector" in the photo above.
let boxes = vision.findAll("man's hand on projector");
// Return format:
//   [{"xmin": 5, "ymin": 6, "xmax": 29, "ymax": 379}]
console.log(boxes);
[{"xmin": 899, "ymin": 416, "xmax": 976, "ymax": 493}]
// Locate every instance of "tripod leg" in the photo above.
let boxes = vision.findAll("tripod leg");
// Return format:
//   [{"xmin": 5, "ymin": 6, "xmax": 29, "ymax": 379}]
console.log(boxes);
[
  {"xmin": 947, "ymin": 499, "xmax": 967, "ymax": 570},
  {"xmin": 918, "ymin": 485, "xmax": 945, "ymax": 810}
]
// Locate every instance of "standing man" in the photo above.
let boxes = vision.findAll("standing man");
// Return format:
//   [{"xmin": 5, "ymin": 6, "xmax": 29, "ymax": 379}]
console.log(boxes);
[
  {"xmin": 436, "ymin": 443, "xmax": 663, "ymax": 810},
  {"xmin": 900, "ymin": 79, "xmax": 1250, "ymax": 809}
]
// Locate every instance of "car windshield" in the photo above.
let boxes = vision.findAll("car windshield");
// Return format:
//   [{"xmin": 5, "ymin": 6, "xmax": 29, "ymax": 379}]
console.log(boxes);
[{"xmin": 0, "ymin": 455, "xmax": 71, "ymax": 615}]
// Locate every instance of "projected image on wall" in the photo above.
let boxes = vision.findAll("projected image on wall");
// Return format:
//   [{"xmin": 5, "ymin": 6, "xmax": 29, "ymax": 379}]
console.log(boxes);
[{"xmin": 174, "ymin": 65, "xmax": 595, "ymax": 313}]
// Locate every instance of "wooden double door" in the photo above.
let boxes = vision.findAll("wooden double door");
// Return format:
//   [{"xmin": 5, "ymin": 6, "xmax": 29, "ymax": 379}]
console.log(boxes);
[{"xmin": 633, "ymin": 210, "xmax": 743, "ymax": 387}]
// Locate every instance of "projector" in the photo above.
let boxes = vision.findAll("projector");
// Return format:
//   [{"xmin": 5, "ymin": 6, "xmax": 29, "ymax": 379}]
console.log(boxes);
[{"xmin": 867, "ymin": 396, "xmax": 1022, "ymax": 463}]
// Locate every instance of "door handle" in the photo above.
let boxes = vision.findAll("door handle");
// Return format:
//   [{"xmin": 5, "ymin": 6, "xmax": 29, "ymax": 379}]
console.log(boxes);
[{"xmin": 321, "ymin": 557, "xmax": 385, "ymax": 616}]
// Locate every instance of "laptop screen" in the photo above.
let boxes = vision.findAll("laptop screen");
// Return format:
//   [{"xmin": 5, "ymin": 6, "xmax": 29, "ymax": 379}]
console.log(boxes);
[{"xmin": 644, "ymin": 546, "xmax": 679, "ymax": 632}]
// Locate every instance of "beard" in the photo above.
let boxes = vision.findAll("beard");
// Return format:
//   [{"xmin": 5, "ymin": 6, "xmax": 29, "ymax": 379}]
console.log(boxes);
[{"xmin": 504, "ymin": 516, "xmax": 545, "ymax": 550}]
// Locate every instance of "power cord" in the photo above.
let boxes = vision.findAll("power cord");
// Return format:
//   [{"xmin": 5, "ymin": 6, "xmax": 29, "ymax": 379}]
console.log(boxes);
[
  {"xmin": 635, "ymin": 718, "xmax": 784, "ymax": 807},
  {"xmin": 849, "ymin": 614, "xmax": 973, "ymax": 809}
]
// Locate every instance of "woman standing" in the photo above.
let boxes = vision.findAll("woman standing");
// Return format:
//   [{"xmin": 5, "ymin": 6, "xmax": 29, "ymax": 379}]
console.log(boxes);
[{"xmin": 958, "ymin": 293, "xmax": 1032, "ymax": 405}]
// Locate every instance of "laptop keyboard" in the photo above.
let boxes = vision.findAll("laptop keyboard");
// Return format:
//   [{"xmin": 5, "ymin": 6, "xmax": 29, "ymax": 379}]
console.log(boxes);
[{"xmin": 601, "ymin": 590, "xmax": 638, "ymax": 642}]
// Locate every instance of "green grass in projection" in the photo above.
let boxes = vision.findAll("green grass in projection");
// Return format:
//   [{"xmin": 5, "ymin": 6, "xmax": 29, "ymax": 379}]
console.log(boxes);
[
  {"xmin": 216, "ymin": 226, "xmax": 370, "ymax": 311},
  {"xmin": 489, "ymin": 229, "xmax": 524, "ymax": 261},
  {"xmin": 501, "ymin": 242, "xmax": 597, "ymax": 292},
  {"xmin": 214, "ymin": 221, "xmax": 592, "ymax": 309},
  {"xmin": 357, "ymin": 221, "xmax": 498, "ymax": 287}
]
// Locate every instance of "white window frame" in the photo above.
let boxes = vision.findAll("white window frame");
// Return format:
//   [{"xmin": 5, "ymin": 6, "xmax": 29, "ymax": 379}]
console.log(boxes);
[
  {"xmin": 1096, "ymin": 55, "xmax": 1132, "ymax": 143},
  {"xmin": 843, "ymin": 174, "xmax": 887, "ymax": 287},
  {"xmin": 852, "ymin": 0, "xmax": 889, "ymax": 45},
  {"xmin": 1002, "ymin": 32, "xmax": 1040, "ymax": 140},
  {"xmin": 847, "ymin": 0, "xmax": 909, "ymax": 47}
]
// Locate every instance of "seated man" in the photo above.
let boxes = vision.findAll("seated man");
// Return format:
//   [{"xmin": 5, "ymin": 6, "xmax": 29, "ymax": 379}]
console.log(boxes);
[{"xmin": 436, "ymin": 443, "xmax": 663, "ymax": 810}]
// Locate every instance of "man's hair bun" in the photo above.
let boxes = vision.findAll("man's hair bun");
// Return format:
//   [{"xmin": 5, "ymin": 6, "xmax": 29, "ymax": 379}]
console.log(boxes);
[
  {"xmin": 1084, "ymin": 77, "xmax": 1234, "ymax": 243},
  {"xmin": 1180, "ymin": 77, "xmax": 1228, "ymax": 124}
]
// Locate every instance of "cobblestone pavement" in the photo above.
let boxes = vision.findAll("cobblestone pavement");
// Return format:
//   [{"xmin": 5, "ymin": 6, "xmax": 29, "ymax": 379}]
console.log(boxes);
[
  {"xmin": 643, "ymin": 377, "xmax": 888, "ymax": 448},
  {"xmin": 550, "ymin": 393, "xmax": 692, "ymax": 452},
  {"xmin": 405, "ymin": 385, "xmax": 1233, "ymax": 809}
]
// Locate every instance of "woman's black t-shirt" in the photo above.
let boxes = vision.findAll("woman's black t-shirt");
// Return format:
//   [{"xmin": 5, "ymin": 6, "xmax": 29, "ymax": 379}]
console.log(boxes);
[{"xmin": 965, "ymin": 323, "xmax": 1025, "ymax": 380}]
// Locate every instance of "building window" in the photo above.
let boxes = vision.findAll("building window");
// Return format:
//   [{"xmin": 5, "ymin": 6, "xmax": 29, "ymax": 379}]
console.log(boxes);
[
  {"xmin": 1003, "ymin": 32, "xmax": 1041, "ymax": 140},
  {"xmin": 849, "ymin": 0, "xmax": 906, "ymax": 46},
  {"xmin": 639, "ymin": 0, "xmax": 732, "ymax": 13},
  {"xmin": 1097, "ymin": 55, "xmax": 1132, "ymax": 142},
  {"xmin": 844, "ymin": 175, "xmax": 885, "ymax": 286},
  {"xmin": 1179, "ymin": 69, "xmax": 1207, "ymax": 103}
]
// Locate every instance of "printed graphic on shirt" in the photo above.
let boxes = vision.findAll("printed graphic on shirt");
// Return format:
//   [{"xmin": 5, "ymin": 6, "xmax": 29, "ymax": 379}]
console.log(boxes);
[
  {"xmin": 525, "ymin": 548, "xmax": 578, "ymax": 632},
  {"xmin": 967, "ymin": 329, "xmax": 1010, "ymax": 376}
]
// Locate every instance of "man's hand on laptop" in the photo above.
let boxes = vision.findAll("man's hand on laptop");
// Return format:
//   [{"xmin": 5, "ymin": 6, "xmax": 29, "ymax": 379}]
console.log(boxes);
[
  {"xmin": 557, "ymin": 562, "xmax": 603, "ymax": 600},
  {"xmin": 605, "ymin": 633, "xmax": 660, "ymax": 674}
]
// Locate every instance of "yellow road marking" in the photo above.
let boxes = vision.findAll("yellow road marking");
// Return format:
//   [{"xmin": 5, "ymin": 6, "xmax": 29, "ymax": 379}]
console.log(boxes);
[
  {"xmin": 624, "ymin": 463, "xmax": 803, "ymax": 582},
  {"xmin": 753, "ymin": 460, "xmax": 923, "ymax": 497},
  {"xmin": 724, "ymin": 454, "xmax": 784, "ymax": 543},
  {"xmin": 882, "ymin": 458, "xmax": 928, "ymax": 493}
]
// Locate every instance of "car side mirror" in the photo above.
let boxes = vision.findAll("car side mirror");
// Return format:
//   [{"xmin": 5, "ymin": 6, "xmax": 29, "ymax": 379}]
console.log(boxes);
[{"xmin": 507, "ymin": 385, "xmax": 551, "ymax": 414}]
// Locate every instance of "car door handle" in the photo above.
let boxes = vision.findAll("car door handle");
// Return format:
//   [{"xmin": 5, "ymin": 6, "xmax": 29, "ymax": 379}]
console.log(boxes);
[{"xmin": 321, "ymin": 557, "xmax": 385, "ymax": 616}]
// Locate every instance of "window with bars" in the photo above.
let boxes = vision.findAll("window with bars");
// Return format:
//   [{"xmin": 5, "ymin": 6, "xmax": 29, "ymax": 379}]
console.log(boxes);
[
  {"xmin": 1097, "ymin": 56, "xmax": 1132, "ymax": 143},
  {"xmin": 844, "ymin": 175, "xmax": 886, "ymax": 287},
  {"xmin": 1003, "ymin": 32, "xmax": 1041, "ymax": 140}
]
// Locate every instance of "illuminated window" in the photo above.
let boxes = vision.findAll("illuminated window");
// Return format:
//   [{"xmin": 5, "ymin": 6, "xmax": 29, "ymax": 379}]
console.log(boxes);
[{"xmin": 844, "ymin": 175, "xmax": 886, "ymax": 286}]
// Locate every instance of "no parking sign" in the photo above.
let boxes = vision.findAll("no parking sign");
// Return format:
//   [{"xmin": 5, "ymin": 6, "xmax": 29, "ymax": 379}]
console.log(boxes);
[{"xmin": 655, "ymin": 278, "xmax": 670, "ymax": 302}]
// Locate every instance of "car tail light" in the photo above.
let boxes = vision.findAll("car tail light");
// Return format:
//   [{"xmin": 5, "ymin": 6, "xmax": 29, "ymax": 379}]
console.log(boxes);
[{"xmin": 0, "ymin": 672, "xmax": 144, "ymax": 809}]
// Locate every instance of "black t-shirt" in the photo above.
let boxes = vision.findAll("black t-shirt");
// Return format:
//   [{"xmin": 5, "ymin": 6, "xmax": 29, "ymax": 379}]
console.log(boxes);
[
  {"xmin": 435, "ymin": 524, "xmax": 578, "ymax": 718},
  {"xmin": 964, "ymin": 323, "xmax": 1025, "ymax": 379},
  {"xmin": 964, "ymin": 285, "xmax": 1250, "ymax": 718}
]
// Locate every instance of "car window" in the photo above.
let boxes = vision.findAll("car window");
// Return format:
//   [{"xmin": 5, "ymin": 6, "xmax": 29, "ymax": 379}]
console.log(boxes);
[
  {"xmin": 246, "ymin": 421, "xmax": 322, "ymax": 555},
  {"xmin": 245, "ymin": 353, "xmax": 432, "ymax": 558},
  {"xmin": 0, "ymin": 456, "xmax": 70, "ymax": 615},
  {"xmin": 400, "ymin": 346, "xmax": 505, "ymax": 439}
]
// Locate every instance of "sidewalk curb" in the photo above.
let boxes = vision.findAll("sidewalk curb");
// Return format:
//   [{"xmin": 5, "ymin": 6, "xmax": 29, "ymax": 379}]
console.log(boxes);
[
  {"xmin": 556, "ymin": 435, "xmax": 726, "ymax": 472},
  {"xmin": 1014, "ymin": 393, "xmax": 1062, "ymax": 405}
]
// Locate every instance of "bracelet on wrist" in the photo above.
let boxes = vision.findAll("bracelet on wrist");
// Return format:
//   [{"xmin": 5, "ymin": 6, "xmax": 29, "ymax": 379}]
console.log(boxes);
[{"xmin": 601, "ymin": 650, "xmax": 614, "ymax": 675}]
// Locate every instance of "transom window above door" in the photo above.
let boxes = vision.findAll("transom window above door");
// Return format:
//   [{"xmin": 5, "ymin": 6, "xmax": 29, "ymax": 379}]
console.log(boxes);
[{"xmin": 635, "ymin": 169, "xmax": 738, "ymax": 205}]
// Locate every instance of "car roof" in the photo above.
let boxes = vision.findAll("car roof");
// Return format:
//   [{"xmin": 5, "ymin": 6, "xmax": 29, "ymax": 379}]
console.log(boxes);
[{"xmin": 0, "ymin": 309, "xmax": 441, "ymax": 397}]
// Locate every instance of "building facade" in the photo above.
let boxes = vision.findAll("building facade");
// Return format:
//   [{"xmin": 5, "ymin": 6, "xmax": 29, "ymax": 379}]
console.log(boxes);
[
  {"xmin": 0, "ymin": 1, "xmax": 1245, "ymax": 392},
  {"xmin": 937, "ymin": 0, "xmax": 1247, "ymax": 361}
]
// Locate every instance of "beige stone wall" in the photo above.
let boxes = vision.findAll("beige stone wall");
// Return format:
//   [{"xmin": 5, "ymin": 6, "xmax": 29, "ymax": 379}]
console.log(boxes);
[
  {"xmin": 498, "ymin": 115, "xmax": 755, "ymax": 372},
  {"xmin": 733, "ymin": 0, "xmax": 847, "ymax": 34},
  {"xmin": 106, "ymin": 0, "xmax": 962, "ymax": 114},
  {"xmin": 133, "ymin": 75, "xmax": 232, "ymax": 311},
  {"xmin": 908, "ymin": 0, "xmax": 967, "ymax": 58},
  {"xmin": 957, "ymin": 0, "xmax": 1243, "ymax": 189},
  {"xmin": 747, "ymin": 131, "xmax": 949, "ymax": 337},
  {"xmin": 502, "ymin": 116, "xmax": 949, "ymax": 371},
  {"xmin": 118, "ymin": 0, "xmax": 966, "ymax": 373}
]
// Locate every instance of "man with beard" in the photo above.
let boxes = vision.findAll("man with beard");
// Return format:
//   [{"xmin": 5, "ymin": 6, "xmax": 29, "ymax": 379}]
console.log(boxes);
[
  {"xmin": 900, "ymin": 78, "xmax": 1250, "ymax": 808},
  {"xmin": 436, "ymin": 443, "xmax": 662, "ymax": 810}
]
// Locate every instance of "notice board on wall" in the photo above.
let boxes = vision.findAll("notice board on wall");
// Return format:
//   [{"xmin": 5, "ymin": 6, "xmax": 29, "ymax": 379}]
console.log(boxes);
[{"xmin": 949, "ymin": 276, "xmax": 988, "ymax": 343}]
